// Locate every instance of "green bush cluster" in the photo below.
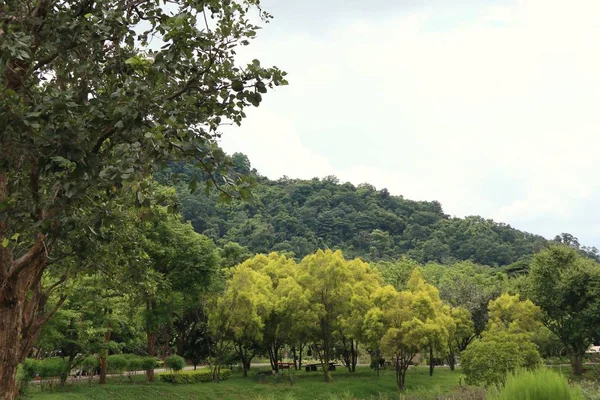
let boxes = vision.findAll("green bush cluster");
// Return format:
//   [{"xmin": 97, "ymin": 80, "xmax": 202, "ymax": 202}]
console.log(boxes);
[
  {"xmin": 158, "ymin": 369, "xmax": 231, "ymax": 383},
  {"xmin": 487, "ymin": 368, "xmax": 584, "ymax": 400},
  {"xmin": 461, "ymin": 332, "xmax": 541, "ymax": 387},
  {"xmin": 164, "ymin": 355, "xmax": 186, "ymax": 372}
]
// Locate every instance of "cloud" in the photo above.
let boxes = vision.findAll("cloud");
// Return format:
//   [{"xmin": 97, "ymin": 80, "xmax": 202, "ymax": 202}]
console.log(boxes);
[{"xmin": 220, "ymin": 0, "xmax": 600, "ymax": 246}]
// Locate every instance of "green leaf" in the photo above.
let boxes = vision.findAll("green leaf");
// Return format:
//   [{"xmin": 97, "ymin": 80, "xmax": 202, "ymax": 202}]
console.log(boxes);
[
  {"xmin": 2, "ymin": 238, "xmax": 8, "ymax": 248},
  {"xmin": 232, "ymin": 80, "xmax": 244, "ymax": 92}
]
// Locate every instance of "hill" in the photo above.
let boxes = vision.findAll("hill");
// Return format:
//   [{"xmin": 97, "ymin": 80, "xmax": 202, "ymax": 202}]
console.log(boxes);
[{"xmin": 155, "ymin": 154, "xmax": 574, "ymax": 268}]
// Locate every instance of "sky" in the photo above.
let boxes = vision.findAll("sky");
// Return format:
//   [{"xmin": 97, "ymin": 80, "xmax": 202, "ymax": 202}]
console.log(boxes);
[{"xmin": 219, "ymin": 0, "xmax": 600, "ymax": 248}]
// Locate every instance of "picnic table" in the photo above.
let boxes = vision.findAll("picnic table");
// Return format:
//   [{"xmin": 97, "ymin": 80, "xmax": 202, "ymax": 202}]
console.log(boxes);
[{"xmin": 304, "ymin": 362, "xmax": 338, "ymax": 372}]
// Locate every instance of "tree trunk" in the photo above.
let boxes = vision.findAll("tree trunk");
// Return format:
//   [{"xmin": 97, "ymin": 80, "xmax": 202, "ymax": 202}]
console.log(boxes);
[
  {"xmin": 429, "ymin": 347, "xmax": 435, "ymax": 377},
  {"xmin": 320, "ymin": 343, "xmax": 332, "ymax": 383},
  {"xmin": 99, "ymin": 326, "xmax": 111, "ymax": 384},
  {"xmin": 571, "ymin": 351, "xmax": 584, "ymax": 376},
  {"xmin": 447, "ymin": 350, "xmax": 456, "ymax": 371},
  {"xmin": 0, "ymin": 237, "xmax": 55, "ymax": 400},
  {"xmin": 0, "ymin": 304, "xmax": 21, "ymax": 400},
  {"xmin": 351, "ymin": 341, "xmax": 357, "ymax": 373},
  {"xmin": 291, "ymin": 346, "xmax": 298, "ymax": 370},
  {"xmin": 146, "ymin": 331, "xmax": 156, "ymax": 382},
  {"xmin": 298, "ymin": 343, "xmax": 304, "ymax": 370}
]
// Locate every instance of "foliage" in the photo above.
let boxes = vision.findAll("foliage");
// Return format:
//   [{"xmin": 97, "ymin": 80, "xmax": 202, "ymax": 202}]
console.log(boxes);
[
  {"xmin": 366, "ymin": 270, "xmax": 455, "ymax": 390},
  {"xmin": 528, "ymin": 246, "xmax": 600, "ymax": 375},
  {"xmin": 461, "ymin": 332, "xmax": 541, "ymax": 387},
  {"xmin": 296, "ymin": 250, "xmax": 381, "ymax": 382},
  {"xmin": 0, "ymin": 0, "xmax": 286, "ymax": 394},
  {"xmin": 159, "ymin": 369, "xmax": 231, "ymax": 383},
  {"xmin": 140, "ymin": 357, "xmax": 158, "ymax": 372},
  {"xmin": 164, "ymin": 355, "xmax": 186, "ymax": 372},
  {"xmin": 106, "ymin": 355, "xmax": 128, "ymax": 375},
  {"xmin": 461, "ymin": 294, "xmax": 543, "ymax": 387},
  {"xmin": 158, "ymin": 162, "xmax": 550, "ymax": 267},
  {"xmin": 487, "ymin": 368, "xmax": 584, "ymax": 400}
]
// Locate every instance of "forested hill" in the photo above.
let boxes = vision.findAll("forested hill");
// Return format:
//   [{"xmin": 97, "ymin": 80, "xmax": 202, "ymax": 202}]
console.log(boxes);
[{"xmin": 158, "ymin": 154, "xmax": 556, "ymax": 267}]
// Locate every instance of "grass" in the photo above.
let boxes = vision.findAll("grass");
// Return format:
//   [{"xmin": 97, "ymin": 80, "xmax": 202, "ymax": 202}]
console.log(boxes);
[
  {"xmin": 487, "ymin": 368, "xmax": 584, "ymax": 400},
  {"xmin": 24, "ymin": 366, "xmax": 478, "ymax": 400}
]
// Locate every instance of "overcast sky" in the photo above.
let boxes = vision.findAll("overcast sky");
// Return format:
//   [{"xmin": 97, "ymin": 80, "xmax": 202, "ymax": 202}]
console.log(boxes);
[{"xmin": 219, "ymin": 0, "xmax": 600, "ymax": 248}]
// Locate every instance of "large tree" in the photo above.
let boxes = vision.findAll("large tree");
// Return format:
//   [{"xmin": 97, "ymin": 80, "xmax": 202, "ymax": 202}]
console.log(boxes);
[
  {"xmin": 0, "ymin": 1, "xmax": 286, "ymax": 396},
  {"xmin": 528, "ymin": 246, "xmax": 600, "ymax": 375}
]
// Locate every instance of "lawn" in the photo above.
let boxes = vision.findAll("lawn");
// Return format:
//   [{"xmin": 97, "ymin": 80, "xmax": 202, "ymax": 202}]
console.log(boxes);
[{"xmin": 25, "ymin": 366, "xmax": 480, "ymax": 400}]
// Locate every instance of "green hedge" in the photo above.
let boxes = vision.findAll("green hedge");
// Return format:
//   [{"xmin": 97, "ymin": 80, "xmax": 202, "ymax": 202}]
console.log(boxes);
[{"xmin": 158, "ymin": 369, "xmax": 231, "ymax": 383}]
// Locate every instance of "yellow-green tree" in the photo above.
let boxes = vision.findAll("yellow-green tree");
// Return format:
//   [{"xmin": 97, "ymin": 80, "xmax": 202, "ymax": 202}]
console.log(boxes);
[
  {"xmin": 296, "ymin": 249, "xmax": 366, "ymax": 382},
  {"xmin": 208, "ymin": 263, "xmax": 272, "ymax": 378},
  {"xmin": 461, "ymin": 293, "xmax": 542, "ymax": 387},
  {"xmin": 241, "ymin": 252, "xmax": 304, "ymax": 372},
  {"xmin": 368, "ymin": 270, "xmax": 454, "ymax": 390},
  {"xmin": 338, "ymin": 258, "xmax": 382, "ymax": 372},
  {"xmin": 446, "ymin": 307, "xmax": 475, "ymax": 370}
]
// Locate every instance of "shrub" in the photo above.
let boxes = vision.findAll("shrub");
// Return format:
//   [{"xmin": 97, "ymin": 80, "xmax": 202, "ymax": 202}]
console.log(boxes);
[
  {"xmin": 81, "ymin": 356, "xmax": 99, "ymax": 374},
  {"xmin": 488, "ymin": 368, "xmax": 584, "ymax": 400},
  {"xmin": 21, "ymin": 359, "xmax": 40, "ymax": 382},
  {"xmin": 37, "ymin": 358, "xmax": 69, "ymax": 389},
  {"xmin": 107, "ymin": 354, "xmax": 128, "ymax": 374},
  {"xmin": 141, "ymin": 356, "xmax": 158, "ymax": 371},
  {"xmin": 164, "ymin": 355, "xmax": 186, "ymax": 372},
  {"xmin": 125, "ymin": 354, "xmax": 143, "ymax": 371},
  {"xmin": 123, "ymin": 355, "xmax": 143, "ymax": 381},
  {"xmin": 158, "ymin": 369, "xmax": 231, "ymax": 383},
  {"xmin": 38, "ymin": 358, "xmax": 69, "ymax": 379},
  {"xmin": 461, "ymin": 332, "xmax": 541, "ymax": 387}
]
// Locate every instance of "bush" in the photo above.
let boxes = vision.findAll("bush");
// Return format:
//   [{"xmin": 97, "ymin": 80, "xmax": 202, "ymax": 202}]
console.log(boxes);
[
  {"xmin": 158, "ymin": 369, "xmax": 231, "ymax": 383},
  {"xmin": 124, "ymin": 354, "xmax": 143, "ymax": 371},
  {"xmin": 21, "ymin": 359, "xmax": 40, "ymax": 382},
  {"xmin": 488, "ymin": 368, "xmax": 584, "ymax": 400},
  {"xmin": 164, "ymin": 355, "xmax": 186, "ymax": 372},
  {"xmin": 81, "ymin": 356, "xmax": 99, "ymax": 374},
  {"xmin": 38, "ymin": 358, "xmax": 69, "ymax": 379},
  {"xmin": 140, "ymin": 356, "xmax": 158, "ymax": 371},
  {"xmin": 107, "ymin": 354, "xmax": 128, "ymax": 374},
  {"xmin": 461, "ymin": 332, "xmax": 541, "ymax": 387}
]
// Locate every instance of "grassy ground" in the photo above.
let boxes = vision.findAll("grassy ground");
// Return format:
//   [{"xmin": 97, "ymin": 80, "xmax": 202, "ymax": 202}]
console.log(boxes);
[{"xmin": 25, "ymin": 366, "xmax": 481, "ymax": 400}]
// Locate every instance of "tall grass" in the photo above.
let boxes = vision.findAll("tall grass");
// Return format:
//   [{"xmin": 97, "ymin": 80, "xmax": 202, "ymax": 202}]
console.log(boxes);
[{"xmin": 487, "ymin": 368, "xmax": 584, "ymax": 400}]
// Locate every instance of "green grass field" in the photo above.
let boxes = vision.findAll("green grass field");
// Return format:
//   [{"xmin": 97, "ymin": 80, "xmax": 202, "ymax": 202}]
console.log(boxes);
[{"xmin": 25, "ymin": 366, "xmax": 482, "ymax": 400}]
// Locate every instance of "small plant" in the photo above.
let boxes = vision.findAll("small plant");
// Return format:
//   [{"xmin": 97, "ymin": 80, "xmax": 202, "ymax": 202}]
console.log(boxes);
[
  {"xmin": 141, "ymin": 356, "xmax": 158, "ymax": 381},
  {"xmin": 487, "ymin": 368, "xmax": 584, "ymax": 400},
  {"xmin": 164, "ymin": 355, "xmax": 186, "ymax": 372},
  {"xmin": 81, "ymin": 356, "xmax": 99, "ymax": 384},
  {"xmin": 107, "ymin": 354, "xmax": 128, "ymax": 382},
  {"xmin": 124, "ymin": 355, "xmax": 143, "ymax": 382},
  {"xmin": 38, "ymin": 358, "xmax": 69, "ymax": 389}
]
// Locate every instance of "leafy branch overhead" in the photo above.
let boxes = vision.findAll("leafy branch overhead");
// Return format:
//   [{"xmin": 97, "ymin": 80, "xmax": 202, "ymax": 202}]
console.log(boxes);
[{"xmin": 0, "ymin": 1, "xmax": 286, "ymax": 397}]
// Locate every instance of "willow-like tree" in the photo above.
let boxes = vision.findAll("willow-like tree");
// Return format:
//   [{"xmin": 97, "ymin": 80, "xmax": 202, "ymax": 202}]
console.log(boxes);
[
  {"xmin": 368, "ymin": 270, "xmax": 454, "ymax": 391},
  {"xmin": 296, "ymin": 250, "xmax": 374, "ymax": 382},
  {"xmin": 0, "ymin": 1, "xmax": 286, "ymax": 397}
]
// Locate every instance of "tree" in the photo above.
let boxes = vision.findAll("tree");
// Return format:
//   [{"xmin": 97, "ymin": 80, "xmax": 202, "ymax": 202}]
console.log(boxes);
[
  {"xmin": 369, "ymin": 270, "xmax": 454, "ymax": 391},
  {"xmin": 0, "ymin": 0, "xmax": 286, "ymax": 395},
  {"xmin": 446, "ymin": 307, "xmax": 474, "ymax": 370},
  {"xmin": 461, "ymin": 293, "xmax": 542, "ymax": 387},
  {"xmin": 208, "ymin": 262, "xmax": 272, "ymax": 378},
  {"xmin": 528, "ymin": 246, "xmax": 600, "ymax": 375},
  {"xmin": 296, "ymin": 250, "xmax": 371, "ymax": 382}
]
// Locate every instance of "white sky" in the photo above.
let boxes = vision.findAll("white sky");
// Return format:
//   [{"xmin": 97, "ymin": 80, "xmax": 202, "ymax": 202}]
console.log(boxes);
[{"xmin": 219, "ymin": 0, "xmax": 600, "ymax": 248}]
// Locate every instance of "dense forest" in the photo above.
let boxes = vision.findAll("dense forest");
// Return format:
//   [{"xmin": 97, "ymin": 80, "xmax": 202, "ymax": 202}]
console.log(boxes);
[{"xmin": 156, "ymin": 154, "xmax": 596, "ymax": 270}]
